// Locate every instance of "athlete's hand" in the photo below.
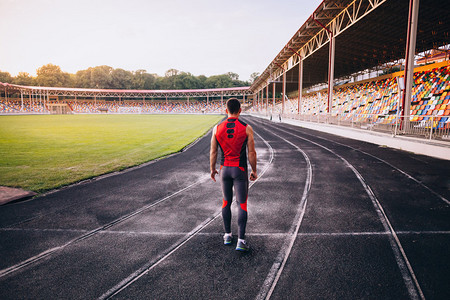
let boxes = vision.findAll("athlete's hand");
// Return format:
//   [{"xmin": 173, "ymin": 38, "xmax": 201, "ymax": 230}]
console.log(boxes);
[
  {"xmin": 250, "ymin": 171, "xmax": 257, "ymax": 181},
  {"xmin": 211, "ymin": 169, "xmax": 218, "ymax": 182}
]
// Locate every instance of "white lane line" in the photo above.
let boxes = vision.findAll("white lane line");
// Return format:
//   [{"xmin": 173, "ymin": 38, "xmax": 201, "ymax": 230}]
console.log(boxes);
[
  {"xmin": 0, "ymin": 176, "xmax": 209, "ymax": 278},
  {"xmin": 271, "ymin": 123, "xmax": 425, "ymax": 300},
  {"xmin": 4, "ymin": 228, "xmax": 448, "ymax": 236},
  {"xmin": 256, "ymin": 127, "xmax": 312, "ymax": 300},
  {"xmin": 98, "ymin": 128, "xmax": 275, "ymax": 300},
  {"xmin": 279, "ymin": 123, "xmax": 449, "ymax": 206}
]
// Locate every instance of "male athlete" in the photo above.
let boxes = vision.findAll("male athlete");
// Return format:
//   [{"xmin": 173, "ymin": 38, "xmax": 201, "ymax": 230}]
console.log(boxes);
[{"xmin": 210, "ymin": 98, "xmax": 257, "ymax": 252}]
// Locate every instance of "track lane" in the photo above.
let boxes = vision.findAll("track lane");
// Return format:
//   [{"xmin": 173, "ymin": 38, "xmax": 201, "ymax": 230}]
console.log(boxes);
[
  {"xmin": 249, "ymin": 118, "xmax": 424, "ymax": 299},
  {"xmin": 105, "ymin": 119, "xmax": 311, "ymax": 299}
]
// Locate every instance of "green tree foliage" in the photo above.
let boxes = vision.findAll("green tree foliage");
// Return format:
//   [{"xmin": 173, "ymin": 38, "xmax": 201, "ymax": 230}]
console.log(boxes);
[
  {"xmin": 250, "ymin": 72, "xmax": 260, "ymax": 83},
  {"xmin": 36, "ymin": 63, "xmax": 71, "ymax": 87},
  {"xmin": 133, "ymin": 69, "xmax": 156, "ymax": 89},
  {"xmin": 4, "ymin": 64, "xmax": 251, "ymax": 90},
  {"xmin": 111, "ymin": 68, "xmax": 133, "ymax": 89},
  {"xmin": 90, "ymin": 65, "xmax": 113, "ymax": 89},
  {"xmin": 13, "ymin": 72, "xmax": 34, "ymax": 86},
  {"xmin": 0, "ymin": 71, "xmax": 13, "ymax": 83}
]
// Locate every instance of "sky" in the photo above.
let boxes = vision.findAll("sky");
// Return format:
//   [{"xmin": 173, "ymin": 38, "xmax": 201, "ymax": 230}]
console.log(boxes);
[{"xmin": 0, "ymin": 0, "xmax": 322, "ymax": 82}]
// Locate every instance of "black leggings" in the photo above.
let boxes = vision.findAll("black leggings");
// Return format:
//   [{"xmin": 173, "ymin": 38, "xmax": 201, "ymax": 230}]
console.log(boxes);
[{"xmin": 220, "ymin": 166, "xmax": 248, "ymax": 239}]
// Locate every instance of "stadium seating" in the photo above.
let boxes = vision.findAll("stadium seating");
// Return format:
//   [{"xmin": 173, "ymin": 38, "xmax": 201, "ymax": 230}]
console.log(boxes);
[
  {"xmin": 272, "ymin": 63, "xmax": 450, "ymax": 130},
  {"xmin": 1, "ymin": 63, "xmax": 449, "ymax": 131}
]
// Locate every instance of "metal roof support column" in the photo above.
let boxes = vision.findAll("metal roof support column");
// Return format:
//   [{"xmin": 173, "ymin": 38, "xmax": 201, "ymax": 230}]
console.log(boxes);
[
  {"xmin": 243, "ymin": 93, "xmax": 246, "ymax": 105},
  {"xmin": 401, "ymin": 0, "xmax": 420, "ymax": 131},
  {"xmin": 165, "ymin": 96, "xmax": 168, "ymax": 105},
  {"xmin": 266, "ymin": 84, "xmax": 269, "ymax": 115},
  {"xmin": 282, "ymin": 71, "xmax": 286, "ymax": 115},
  {"xmin": 298, "ymin": 58, "xmax": 303, "ymax": 115},
  {"xmin": 258, "ymin": 89, "xmax": 264, "ymax": 112},
  {"xmin": 272, "ymin": 80, "xmax": 276, "ymax": 116},
  {"xmin": 261, "ymin": 89, "xmax": 264, "ymax": 112},
  {"xmin": 313, "ymin": 15, "xmax": 334, "ymax": 115},
  {"xmin": 328, "ymin": 36, "xmax": 335, "ymax": 115},
  {"xmin": 207, "ymin": 93, "xmax": 209, "ymax": 106},
  {"xmin": 221, "ymin": 92, "xmax": 223, "ymax": 107},
  {"xmin": 261, "ymin": 89, "xmax": 263, "ymax": 112},
  {"xmin": 20, "ymin": 90, "xmax": 24, "ymax": 111}
]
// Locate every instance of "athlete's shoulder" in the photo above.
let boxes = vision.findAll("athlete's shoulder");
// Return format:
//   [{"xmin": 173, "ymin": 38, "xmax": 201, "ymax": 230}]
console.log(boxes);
[
  {"xmin": 216, "ymin": 119, "xmax": 227, "ymax": 129},
  {"xmin": 237, "ymin": 119, "xmax": 247, "ymax": 127},
  {"xmin": 246, "ymin": 124, "xmax": 253, "ymax": 134}
]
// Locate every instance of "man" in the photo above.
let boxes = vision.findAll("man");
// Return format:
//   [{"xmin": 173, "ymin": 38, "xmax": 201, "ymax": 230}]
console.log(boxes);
[{"xmin": 210, "ymin": 98, "xmax": 257, "ymax": 252}]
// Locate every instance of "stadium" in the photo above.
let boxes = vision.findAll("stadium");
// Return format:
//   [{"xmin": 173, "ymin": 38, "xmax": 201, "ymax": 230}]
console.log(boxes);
[{"xmin": 1, "ymin": 0, "xmax": 449, "ymax": 299}]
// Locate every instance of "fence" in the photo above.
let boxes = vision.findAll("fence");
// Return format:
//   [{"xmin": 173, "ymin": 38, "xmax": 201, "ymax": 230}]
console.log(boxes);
[{"xmin": 273, "ymin": 112, "xmax": 450, "ymax": 142}]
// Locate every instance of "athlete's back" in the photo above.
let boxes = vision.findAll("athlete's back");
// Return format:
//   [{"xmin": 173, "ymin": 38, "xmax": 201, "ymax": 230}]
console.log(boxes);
[{"xmin": 215, "ymin": 118, "xmax": 248, "ymax": 169}]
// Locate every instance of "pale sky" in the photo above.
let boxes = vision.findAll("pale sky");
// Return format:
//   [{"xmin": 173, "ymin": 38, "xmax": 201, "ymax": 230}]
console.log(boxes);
[{"xmin": 0, "ymin": 0, "xmax": 322, "ymax": 82}]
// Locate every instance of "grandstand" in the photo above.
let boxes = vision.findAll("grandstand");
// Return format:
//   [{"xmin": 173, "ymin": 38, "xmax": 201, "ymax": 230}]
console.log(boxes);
[
  {"xmin": 1, "ymin": 0, "xmax": 449, "ymax": 142},
  {"xmin": 248, "ymin": 61, "xmax": 450, "ymax": 139},
  {"xmin": 2, "ymin": 61, "xmax": 450, "ymax": 139}
]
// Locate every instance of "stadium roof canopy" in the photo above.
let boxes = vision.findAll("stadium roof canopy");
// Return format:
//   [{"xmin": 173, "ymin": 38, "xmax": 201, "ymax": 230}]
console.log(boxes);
[
  {"xmin": 0, "ymin": 82, "xmax": 252, "ymax": 99},
  {"xmin": 250, "ymin": 0, "xmax": 450, "ymax": 94}
]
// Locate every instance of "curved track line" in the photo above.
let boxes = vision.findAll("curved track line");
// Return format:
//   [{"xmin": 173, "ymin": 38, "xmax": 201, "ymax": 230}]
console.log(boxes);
[
  {"xmin": 261, "ymin": 120, "xmax": 424, "ymax": 300},
  {"xmin": 0, "ymin": 177, "xmax": 209, "ymax": 278},
  {"xmin": 277, "ymin": 121, "xmax": 449, "ymax": 206},
  {"xmin": 98, "ymin": 131, "xmax": 275, "ymax": 299},
  {"xmin": 254, "ymin": 126, "xmax": 312, "ymax": 300}
]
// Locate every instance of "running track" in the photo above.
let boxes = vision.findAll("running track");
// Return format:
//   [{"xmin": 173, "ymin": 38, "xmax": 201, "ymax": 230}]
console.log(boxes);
[{"xmin": 0, "ymin": 116, "xmax": 449, "ymax": 299}]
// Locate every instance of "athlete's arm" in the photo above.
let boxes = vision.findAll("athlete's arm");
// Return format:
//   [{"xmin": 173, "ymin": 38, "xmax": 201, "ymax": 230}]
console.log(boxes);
[
  {"xmin": 246, "ymin": 125, "xmax": 258, "ymax": 181},
  {"xmin": 210, "ymin": 125, "xmax": 219, "ymax": 182}
]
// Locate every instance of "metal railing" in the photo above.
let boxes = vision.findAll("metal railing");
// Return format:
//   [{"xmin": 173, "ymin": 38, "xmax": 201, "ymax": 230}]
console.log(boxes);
[{"xmin": 269, "ymin": 112, "xmax": 450, "ymax": 142}]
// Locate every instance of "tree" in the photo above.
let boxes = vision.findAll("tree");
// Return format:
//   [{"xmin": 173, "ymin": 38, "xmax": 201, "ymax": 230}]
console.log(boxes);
[
  {"xmin": 226, "ymin": 72, "xmax": 239, "ymax": 81},
  {"xmin": 111, "ymin": 68, "xmax": 133, "ymax": 89},
  {"xmin": 0, "ymin": 71, "xmax": 13, "ymax": 83},
  {"xmin": 13, "ymin": 72, "xmax": 34, "ymax": 86},
  {"xmin": 196, "ymin": 75, "xmax": 207, "ymax": 89},
  {"xmin": 90, "ymin": 65, "xmax": 113, "ymax": 89},
  {"xmin": 250, "ymin": 72, "xmax": 260, "ymax": 83},
  {"xmin": 206, "ymin": 74, "xmax": 233, "ymax": 88},
  {"xmin": 36, "ymin": 63, "xmax": 70, "ymax": 87},
  {"xmin": 165, "ymin": 68, "xmax": 179, "ymax": 77},
  {"xmin": 132, "ymin": 69, "xmax": 156, "ymax": 89},
  {"xmin": 75, "ymin": 69, "xmax": 92, "ymax": 88}
]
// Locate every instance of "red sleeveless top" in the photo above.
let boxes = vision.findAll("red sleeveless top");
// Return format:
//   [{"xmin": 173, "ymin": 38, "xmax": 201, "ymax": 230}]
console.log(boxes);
[{"xmin": 215, "ymin": 118, "xmax": 248, "ymax": 168}]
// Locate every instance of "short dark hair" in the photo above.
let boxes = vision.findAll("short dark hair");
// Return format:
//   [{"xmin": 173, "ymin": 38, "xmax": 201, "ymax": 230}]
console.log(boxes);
[{"xmin": 226, "ymin": 98, "xmax": 241, "ymax": 114}]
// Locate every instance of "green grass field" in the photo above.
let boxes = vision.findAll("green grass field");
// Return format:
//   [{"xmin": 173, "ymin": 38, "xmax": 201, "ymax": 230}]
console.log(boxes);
[{"xmin": 0, "ymin": 114, "xmax": 223, "ymax": 192}]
